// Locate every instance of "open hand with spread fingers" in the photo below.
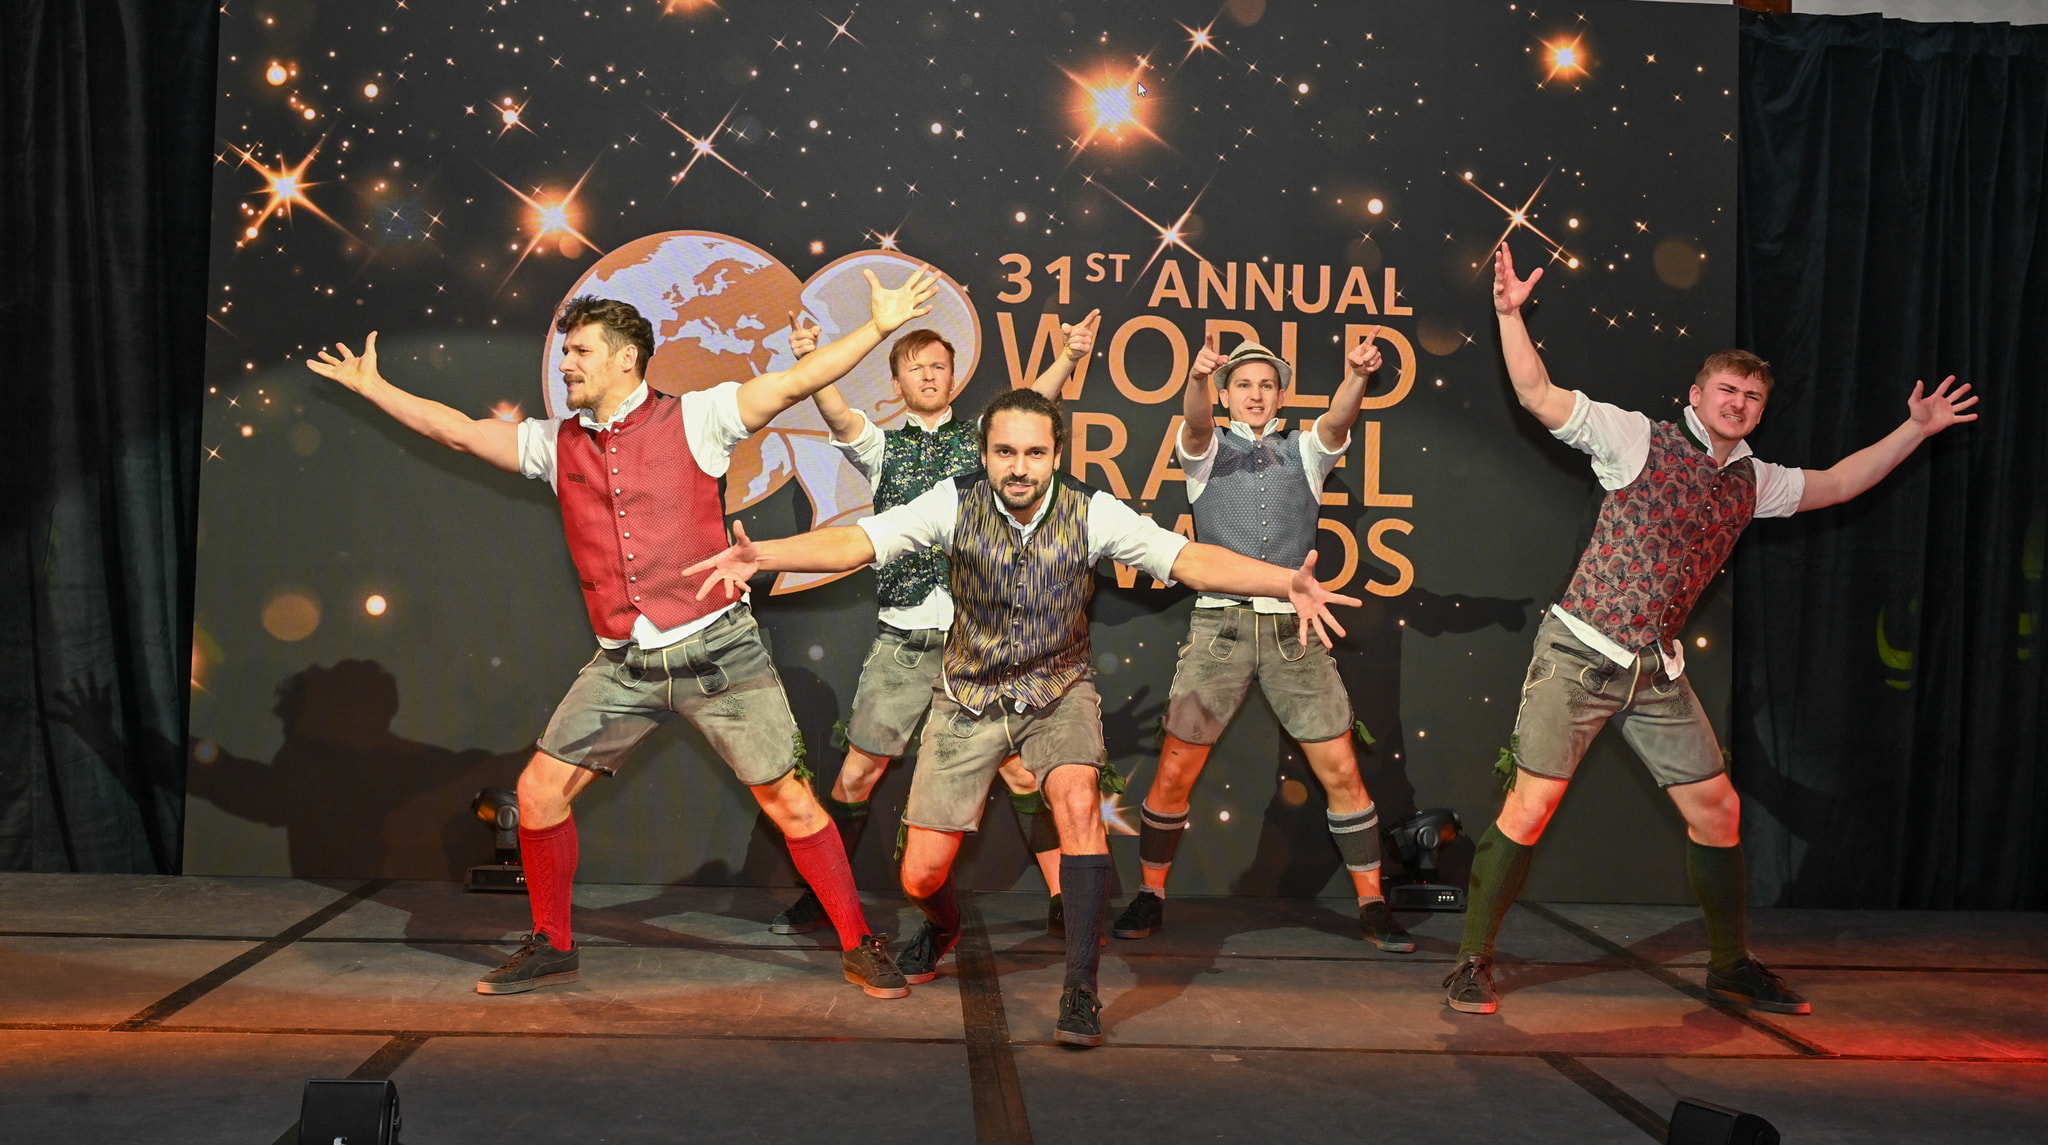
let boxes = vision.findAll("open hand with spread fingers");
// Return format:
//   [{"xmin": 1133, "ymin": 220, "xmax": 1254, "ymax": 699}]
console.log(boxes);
[
  {"xmin": 1906, "ymin": 375, "xmax": 1978, "ymax": 437},
  {"xmin": 1286, "ymin": 554, "xmax": 1364, "ymax": 648},
  {"xmin": 685, "ymin": 520, "xmax": 764, "ymax": 601},
  {"xmin": 865, "ymin": 264, "xmax": 941, "ymax": 334},
  {"xmin": 306, "ymin": 332, "xmax": 385, "ymax": 394}
]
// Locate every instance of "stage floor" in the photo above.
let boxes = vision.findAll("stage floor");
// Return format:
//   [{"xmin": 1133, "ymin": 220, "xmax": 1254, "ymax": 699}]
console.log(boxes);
[{"xmin": 3, "ymin": 874, "xmax": 2044, "ymax": 1143}]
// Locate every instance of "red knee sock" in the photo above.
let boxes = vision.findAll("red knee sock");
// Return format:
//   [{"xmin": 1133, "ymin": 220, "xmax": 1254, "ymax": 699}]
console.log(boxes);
[
  {"xmin": 786, "ymin": 822, "xmax": 869, "ymax": 950},
  {"xmin": 518, "ymin": 817, "xmax": 579, "ymax": 950}
]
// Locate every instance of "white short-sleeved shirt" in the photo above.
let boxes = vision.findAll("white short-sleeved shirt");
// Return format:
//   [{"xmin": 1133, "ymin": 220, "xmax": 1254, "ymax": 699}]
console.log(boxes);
[
  {"xmin": 855, "ymin": 476, "xmax": 1190, "ymax": 712},
  {"xmin": 830, "ymin": 407, "xmax": 960, "ymax": 632},
  {"xmin": 1549, "ymin": 391, "xmax": 1807, "ymax": 674},
  {"xmin": 1177, "ymin": 415, "xmax": 1348, "ymax": 613},
  {"xmin": 515, "ymin": 381, "xmax": 751, "ymax": 650}
]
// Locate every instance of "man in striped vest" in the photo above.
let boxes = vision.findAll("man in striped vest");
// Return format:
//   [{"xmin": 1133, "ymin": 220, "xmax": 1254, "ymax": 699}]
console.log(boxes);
[
  {"xmin": 768, "ymin": 310, "xmax": 1102, "ymax": 939},
  {"xmin": 306, "ymin": 267, "xmax": 939, "ymax": 1001},
  {"xmin": 1110, "ymin": 330, "xmax": 1417, "ymax": 954},
  {"xmin": 1446, "ymin": 243, "xmax": 1979, "ymax": 1017},
  {"xmin": 688, "ymin": 388, "xmax": 1361, "ymax": 1047}
]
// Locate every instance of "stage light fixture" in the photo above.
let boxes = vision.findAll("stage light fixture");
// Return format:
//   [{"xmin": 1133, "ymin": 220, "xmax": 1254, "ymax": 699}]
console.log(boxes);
[
  {"xmin": 1667, "ymin": 1098, "xmax": 1780, "ymax": 1145},
  {"xmin": 465, "ymin": 786, "xmax": 526, "ymax": 893},
  {"xmin": 1387, "ymin": 807, "xmax": 1466, "ymax": 911}
]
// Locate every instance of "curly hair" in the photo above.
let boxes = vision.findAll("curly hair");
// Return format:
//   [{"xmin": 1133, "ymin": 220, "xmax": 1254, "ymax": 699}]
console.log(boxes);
[{"xmin": 555, "ymin": 296, "xmax": 655, "ymax": 376}]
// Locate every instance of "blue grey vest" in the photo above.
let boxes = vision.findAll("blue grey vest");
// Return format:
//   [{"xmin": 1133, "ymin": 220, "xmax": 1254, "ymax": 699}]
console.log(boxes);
[{"xmin": 1191, "ymin": 429, "xmax": 1320, "ymax": 602}]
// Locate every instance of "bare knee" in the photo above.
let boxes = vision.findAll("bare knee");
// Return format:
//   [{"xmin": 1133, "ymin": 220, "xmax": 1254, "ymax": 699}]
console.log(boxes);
[
  {"xmin": 834, "ymin": 748, "xmax": 891, "ymax": 801},
  {"xmin": 1146, "ymin": 735, "xmax": 1212, "ymax": 811},
  {"xmin": 1496, "ymin": 774, "xmax": 1568, "ymax": 845}
]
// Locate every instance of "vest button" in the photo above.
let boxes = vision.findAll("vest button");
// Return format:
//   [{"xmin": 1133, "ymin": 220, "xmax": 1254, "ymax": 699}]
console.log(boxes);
[
  {"xmin": 609, "ymin": 447, "xmax": 617, "ymax": 453},
  {"xmin": 633, "ymin": 595, "xmax": 641, "ymax": 603},
  {"xmin": 614, "ymin": 488, "xmax": 622, "ymax": 495},
  {"xmin": 618, "ymin": 510, "xmax": 626, "ymax": 517},
  {"xmin": 623, "ymin": 532, "xmax": 631, "ymax": 538},
  {"xmin": 611, "ymin": 468, "xmax": 619, "ymax": 474},
  {"xmin": 629, "ymin": 576, "xmax": 637, "ymax": 583}
]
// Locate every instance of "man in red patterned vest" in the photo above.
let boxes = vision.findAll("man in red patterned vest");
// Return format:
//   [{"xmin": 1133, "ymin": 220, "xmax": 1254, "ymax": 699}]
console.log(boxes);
[
  {"xmin": 306, "ymin": 266, "xmax": 938, "ymax": 1000},
  {"xmin": 1444, "ymin": 243, "xmax": 1978, "ymax": 1018}
]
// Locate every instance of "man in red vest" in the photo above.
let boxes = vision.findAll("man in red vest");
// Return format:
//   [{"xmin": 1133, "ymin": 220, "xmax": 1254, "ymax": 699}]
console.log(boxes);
[
  {"xmin": 1445, "ymin": 243, "xmax": 1978, "ymax": 1017},
  {"xmin": 306, "ymin": 266, "xmax": 938, "ymax": 999}
]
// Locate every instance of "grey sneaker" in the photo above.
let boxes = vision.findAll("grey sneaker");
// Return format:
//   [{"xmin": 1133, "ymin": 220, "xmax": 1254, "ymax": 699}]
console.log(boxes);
[
  {"xmin": 1111, "ymin": 891, "xmax": 1163, "ymax": 939},
  {"xmin": 1054, "ymin": 982, "xmax": 1104, "ymax": 1047},
  {"xmin": 842, "ymin": 933, "xmax": 910, "ymax": 999},
  {"xmin": 476, "ymin": 933, "xmax": 580, "ymax": 995},
  {"xmin": 897, "ymin": 921, "xmax": 960, "ymax": 985},
  {"xmin": 1360, "ymin": 900, "xmax": 1417, "ymax": 952},
  {"xmin": 1707, "ymin": 957, "xmax": 1810, "ymax": 1014},
  {"xmin": 771, "ymin": 887, "xmax": 828, "ymax": 935},
  {"xmin": 1443, "ymin": 952, "xmax": 1498, "ymax": 1014}
]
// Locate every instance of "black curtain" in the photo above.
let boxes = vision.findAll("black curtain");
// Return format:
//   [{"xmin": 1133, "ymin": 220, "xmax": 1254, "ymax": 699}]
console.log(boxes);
[
  {"xmin": 0, "ymin": 0, "xmax": 218, "ymax": 871},
  {"xmin": 1734, "ymin": 13, "xmax": 2048, "ymax": 908}
]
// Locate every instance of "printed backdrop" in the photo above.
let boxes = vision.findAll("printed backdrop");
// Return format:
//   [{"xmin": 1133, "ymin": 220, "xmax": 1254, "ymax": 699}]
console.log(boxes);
[{"xmin": 190, "ymin": 0, "xmax": 1738, "ymax": 900}]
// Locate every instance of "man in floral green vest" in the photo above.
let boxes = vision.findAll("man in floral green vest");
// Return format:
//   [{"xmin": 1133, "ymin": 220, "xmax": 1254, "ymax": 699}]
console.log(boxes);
[{"xmin": 767, "ymin": 309, "xmax": 1101, "ymax": 938}]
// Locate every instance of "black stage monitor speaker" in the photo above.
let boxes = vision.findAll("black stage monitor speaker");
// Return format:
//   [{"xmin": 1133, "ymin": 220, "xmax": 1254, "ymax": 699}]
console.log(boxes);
[
  {"xmin": 300, "ymin": 1078, "xmax": 401, "ymax": 1145},
  {"xmin": 1667, "ymin": 1097, "xmax": 1779, "ymax": 1145}
]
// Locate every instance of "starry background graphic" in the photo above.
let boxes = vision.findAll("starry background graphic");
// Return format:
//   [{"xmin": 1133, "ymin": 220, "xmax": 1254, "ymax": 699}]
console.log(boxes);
[{"xmin": 189, "ymin": 0, "xmax": 1739, "ymax": 900}]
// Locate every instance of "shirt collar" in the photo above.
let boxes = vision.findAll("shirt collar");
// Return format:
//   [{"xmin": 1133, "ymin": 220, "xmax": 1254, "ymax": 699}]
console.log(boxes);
[
  {"xmin": 988, "ymin": 473, "xmax": 1059, "ymax": 534},
  {"xmin": 1680, "ymin": 404, "xmax": 1754, "ymax": 467},
  {"xmin": 903, "ymin": 407, "xmax": 955, "ymax": 433},
  {"xmin": 1225, "ymin": 416, "xmax": 1286, "ymax": 441},
  {"xmin": 576, "ymin": 381, "xmax": 649, "ymax": 430}
]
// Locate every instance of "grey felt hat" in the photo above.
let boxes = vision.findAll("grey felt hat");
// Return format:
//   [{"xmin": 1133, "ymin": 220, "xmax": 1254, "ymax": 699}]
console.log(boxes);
[{"xmin": 1216, "ymin": 341, "xmax": 1293, "ymax": 389}]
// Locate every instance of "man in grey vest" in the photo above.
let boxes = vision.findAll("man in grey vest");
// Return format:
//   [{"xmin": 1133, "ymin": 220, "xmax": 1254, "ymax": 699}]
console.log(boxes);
[
  {"xmin": 686, "ymin": 388, "xmax": 1359, "ymax": 1047},
  {"xmin": 1447, "ymin": 243, "xmax": 1978, "ymax": 1016},
  {"xmin": 767, "ymin": 310, "xmax": 1100, "ymax": 938},
  {"xmin": 1110, "ymin": 331, "xmax": 1416, "ymax": 953}
]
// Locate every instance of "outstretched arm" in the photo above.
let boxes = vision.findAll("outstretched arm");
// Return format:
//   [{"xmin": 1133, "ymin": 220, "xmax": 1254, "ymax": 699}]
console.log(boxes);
[
  {"xmin": 306, "ymin": 333, "xmax": 520, "ymax": 472},
  {"xmin": 1169, "ymin": 547, "xmax": 1363, "ymax": 648},
  {"xmin": 684, "ymin": 521, "xmax": 880, "ymax": 601},
  {"xmin": 1318, "ymin": 326, "xmax": 1381, "ymax": 449},
  {"xmin": 1179, "ymin": 331, "xmax": 1230, "ymax": 456},
  {"xmin": 791, "ymin": 310, "xmax": 870, "ymax": 445},
  {"xmin": 735, "ymin": 266, "xmax": 940, "ymax": 432},
  {"xmin": 1026, "ymin": 309, "xmax": 1101, "ymax": 397},
  {"xmin": 1798, "ymin": 376, "xmax": 1978, "ymax": 510},
  {"xmin": 1494, "ymin": 244, "xmax": 1574, "ymax": 431}
]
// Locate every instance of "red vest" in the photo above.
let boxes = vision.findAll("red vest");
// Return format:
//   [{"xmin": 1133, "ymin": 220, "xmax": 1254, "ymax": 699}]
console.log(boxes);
[
  {"xmin": 1556, "ymin": 421, "xmax": 1757, "ymax": 651},
  {"xmin": 554, "ymin": 393, "xmax": 729, "ymax": 641}
]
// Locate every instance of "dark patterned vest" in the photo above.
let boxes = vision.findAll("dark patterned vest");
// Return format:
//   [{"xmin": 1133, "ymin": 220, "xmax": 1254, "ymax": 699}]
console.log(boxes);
[
  {"xmin": 1556, "ymin": 421, "xmax": 1757, "ymax": 650},
  {"xmin": 942, "ymin": 474, "xmax": 1097, "ymax": 711},
  {"xmin": 1191, "ymin": 429, "xmax": 1320, "ymax": 602},
  {"xmin": 554, "ymin": 393, "xmax": 729, "ymax": 641},
  {"xmin": 874, "ymin": 417, "xmax": 982, "ymax": 609}
]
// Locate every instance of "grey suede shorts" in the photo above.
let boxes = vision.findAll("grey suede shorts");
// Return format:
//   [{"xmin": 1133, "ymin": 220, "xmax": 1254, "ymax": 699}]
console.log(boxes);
[
  {"xmin": 903, "ymin": 677, "xmax": 1105, "ymax": 834},
  {"xmin": 1162, "ymin": 605, "xmax": 1354, "ymax": 746},
  {"xmin": 536, "ymin": 603, "xmax": 802, "ymax": 786},
  {"xmin": 843, "ymin": 624, "xmax": 946, "ymax": 758},
  {"xmin": 1509, "ymin": 613, "xmax": 1725, "ymax": 788}
]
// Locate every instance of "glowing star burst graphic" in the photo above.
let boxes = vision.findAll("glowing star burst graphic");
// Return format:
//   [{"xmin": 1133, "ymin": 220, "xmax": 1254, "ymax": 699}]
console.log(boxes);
[
  {"xmin": 660, "ymin": 0, "xmax": 721, "ymax": 14},
  {"xmin": 1463, "ymin": 171, "xmax": 1579, "ymax": 271},
  {"xmin": 489, "ymin": 163, "xmax": 600, "ymax": 286},
  {"xmin": 1086, "ymin": 175, "xmax": 1206, "ymax": 280},
  {"xmin": 659, "ymin": 107, "xmax": 771, "ymax": 197},
  {"xmin": 1062, "ymin": 62, "xmax": 1161, "ymax": 155},
  {"xmin": 1179, "ymin": 19, "xmax": 1221, "ymax": 63},
  {"xmin": 1542, "ymin": 36, "xmax": 1591, "ymax": 84},
  {"xmin": 230, "ymin": 141, "xmax": 347, "ymax": 246}
]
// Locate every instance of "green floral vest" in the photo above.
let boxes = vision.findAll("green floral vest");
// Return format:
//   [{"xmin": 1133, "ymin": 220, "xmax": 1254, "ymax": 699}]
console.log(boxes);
[{"xmin": 875, "ymin": 417, "xmax": 982, "ymax": 608}]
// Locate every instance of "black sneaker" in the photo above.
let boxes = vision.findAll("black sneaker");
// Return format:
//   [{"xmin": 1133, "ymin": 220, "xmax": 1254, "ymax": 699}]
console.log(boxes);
[
  {"xmin": 475, "ymin": 933, "xmax": 580, "ymax": 995},
  {"xmin": 1706, "ymin": 957, "xmax": 1811, "ymax": 1015},
  {"xmin": 1047, "ymin": 894, "xmax": 1066, "ymax": 939},
  {"xmin": 897, "ymin": 921, "xmax": 960, "ymax": 985},
  {"xmin": 1111, "ymin": 891, "xmax": 1163, "ymax": 939},
  {"xmin": 1054, "ymin": 982, "xmax": 1104, "ymax": 1047},
  {"xmin": 1443, "ymin": 952, "xmax": 1498, "ymax": 1014},
  {"xmin": 771, "ymin": 887, "xmax": 828, "ymax": 935},
  {"xmin": 1360, "ymin": 900, "xmax": 1417, "ymax": 953},
  {"xmin": 842, "ymin": 933, "xmax": 910, "ymax": 999}
]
